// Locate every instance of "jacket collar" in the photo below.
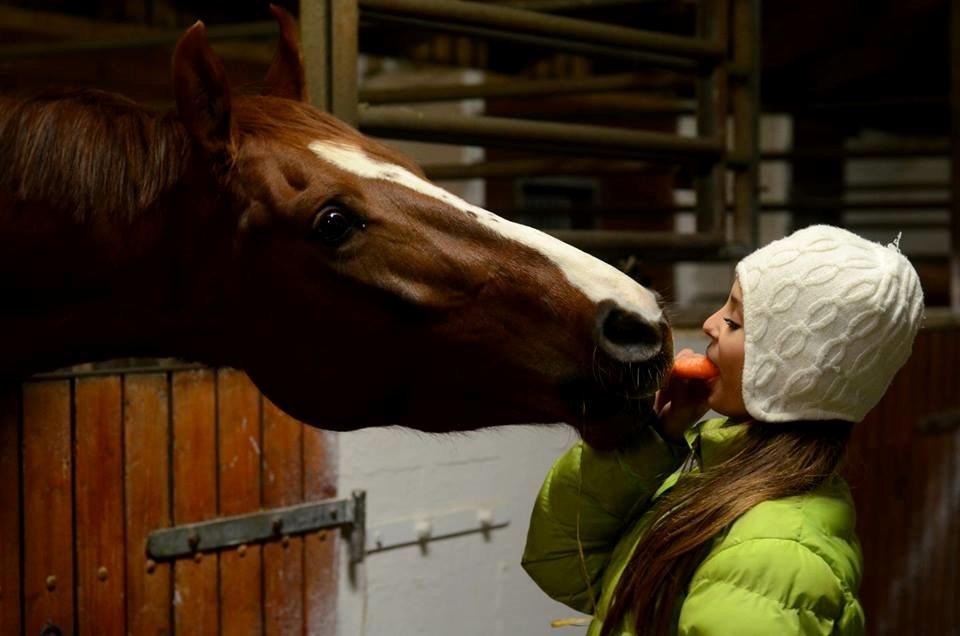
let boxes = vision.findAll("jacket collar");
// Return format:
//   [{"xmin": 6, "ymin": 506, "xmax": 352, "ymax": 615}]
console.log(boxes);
[{"xmin": 683, "ymin": 417, "xmax": 751, "ymax": 469}]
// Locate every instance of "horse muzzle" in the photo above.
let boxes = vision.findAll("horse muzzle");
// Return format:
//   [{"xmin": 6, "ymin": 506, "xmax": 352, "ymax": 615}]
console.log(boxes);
[{"xmin": 594, "ymin": 299, "xmax": 670, "ymax": 364}]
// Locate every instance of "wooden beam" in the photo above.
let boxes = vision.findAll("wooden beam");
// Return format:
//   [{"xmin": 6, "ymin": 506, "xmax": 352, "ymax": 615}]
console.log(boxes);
[
  {"xmin": 0, "ymin": 6, "xmax": 274, "ymax": 64},
  {"xmin": 0, "ymin": 5, "xmax": 158, "ymax": 40}
]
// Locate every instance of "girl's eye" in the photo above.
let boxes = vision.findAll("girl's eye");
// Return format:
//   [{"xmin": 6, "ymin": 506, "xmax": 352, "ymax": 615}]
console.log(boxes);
[{"xmin": 723, "ymin": 318, "xmax": 741, "ymax": 330}]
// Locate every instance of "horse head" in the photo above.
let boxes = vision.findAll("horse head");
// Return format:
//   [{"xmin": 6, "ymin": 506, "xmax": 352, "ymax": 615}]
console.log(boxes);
[{"xmin": 172, "ymin": 7, "xmax": 672, "ymax": 449}]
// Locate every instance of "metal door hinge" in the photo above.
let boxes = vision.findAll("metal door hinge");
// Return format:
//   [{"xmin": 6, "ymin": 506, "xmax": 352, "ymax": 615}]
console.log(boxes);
[{"xmin": 147, "ymin": 490, "xmax": 366, "ymax": 562}]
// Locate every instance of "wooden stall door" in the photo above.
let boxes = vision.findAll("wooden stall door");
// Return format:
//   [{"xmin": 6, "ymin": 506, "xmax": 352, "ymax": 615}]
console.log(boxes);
[
  {"xmin": 0, "ymin": 367, "xmax": 338, "ymax": 636},
  {"xmin": 845, "ymin": 324, "xmax": 960, "ymax": 635}
]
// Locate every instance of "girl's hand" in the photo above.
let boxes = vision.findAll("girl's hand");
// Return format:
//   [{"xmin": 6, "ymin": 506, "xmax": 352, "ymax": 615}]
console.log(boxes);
[{"xmin": 653, "ymin": 349, "xmax": 711, "ymax": 444}]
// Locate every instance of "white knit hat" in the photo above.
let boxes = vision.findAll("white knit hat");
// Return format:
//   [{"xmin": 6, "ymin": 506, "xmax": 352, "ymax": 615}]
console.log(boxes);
[{"xmin": 735, "ymin": 225, "xmax": 924, "ymax": 423}]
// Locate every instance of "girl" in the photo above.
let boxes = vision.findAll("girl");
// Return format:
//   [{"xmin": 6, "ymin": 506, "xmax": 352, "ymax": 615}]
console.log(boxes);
[{"xmin": 523, "ymin": 225, "xmax": 924, "ymax": 636}]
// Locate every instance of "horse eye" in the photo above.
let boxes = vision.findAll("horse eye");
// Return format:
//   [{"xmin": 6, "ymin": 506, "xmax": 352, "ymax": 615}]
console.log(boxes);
[{"xmin": 312, "ymin": 206, "xmax": 358, "ymax": 245}]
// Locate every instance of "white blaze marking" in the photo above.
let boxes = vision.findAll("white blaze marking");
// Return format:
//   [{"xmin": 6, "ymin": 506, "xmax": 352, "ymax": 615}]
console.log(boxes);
[{"xmin": 308, "ymin": 140, "xmax": 662, "ymax": 322}]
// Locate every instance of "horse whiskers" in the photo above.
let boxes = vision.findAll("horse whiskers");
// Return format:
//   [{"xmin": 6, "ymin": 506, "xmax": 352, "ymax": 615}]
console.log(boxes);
[{"xmin": 591, "ymin": 345, "xmax": 601, "ymax": 385}]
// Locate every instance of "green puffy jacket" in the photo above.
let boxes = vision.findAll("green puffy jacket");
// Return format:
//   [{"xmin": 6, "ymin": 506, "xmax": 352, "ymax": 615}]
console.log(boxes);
[{"xmin": 522, "ymin": 418, "xmax": 865, "ymax": 635}]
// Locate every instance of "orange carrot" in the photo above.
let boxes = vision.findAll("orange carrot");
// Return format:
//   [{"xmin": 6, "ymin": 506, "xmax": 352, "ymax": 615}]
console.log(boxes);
[{"xmin": 671, "ymin": 354, "xmax": 719, "ymax": 380}]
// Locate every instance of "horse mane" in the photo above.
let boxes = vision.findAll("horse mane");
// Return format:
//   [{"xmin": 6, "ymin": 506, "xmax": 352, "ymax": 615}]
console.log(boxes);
[
  {"xmin": 0, "ymin": 89, "xmax": 191, "ymax": 222},
  {"xmin": 0, "ymin": 89, "xmax": 425, "ymax": 224}
]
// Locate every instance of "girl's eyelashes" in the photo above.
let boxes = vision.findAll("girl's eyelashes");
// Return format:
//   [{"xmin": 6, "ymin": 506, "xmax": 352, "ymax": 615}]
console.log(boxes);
[{"xmin": 723, "ymin": 317, "xmax": 741, "ymax": 330}]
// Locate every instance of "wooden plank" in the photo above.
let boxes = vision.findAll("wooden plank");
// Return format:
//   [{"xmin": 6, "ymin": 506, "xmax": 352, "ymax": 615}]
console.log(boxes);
[
  {"xmin": 124, "ymin": 374, "xmax": 171, "ymax": 635},
  {"xmin": 262, "ymin": 399, "xmax": 304, "ymax": 635},
  {"xmin": 928, "ymin": 330, "xmax": 950, "ymax": 634},
  {"xmin": 951, "ymin": 0, "xmax": 960, "ymax": 311},
  {"xmin": 926, "ymin": 328, "xmax": 960, "ymax": 633},
  {"xmin": 0, "ymin": 5, "xmax": 273, "ymax": 63},
  {"xmin": 304, "ymin": 426, "xmax": 338, "ymax": 635},
  {"xmin": 890, "ymin": 329, "xmax": 929, "ymax": 631},
  {"xmin": 946, "ymin": 329, "xmax": 960, "ymax": 631},
  {"xmin": 0, "ymin": 387, "xmax": 21, "ymax": 633},
  {"xmin": 908, "ymin": 329, "xmax": 940, "ymax": 632},
  {"xmin": 22, "ymin": 380, "xmax": 74, "ymax": 635},
  {"xmin": 0, "ymin": 4, "xmax": 159, "ymax": 40},
  {"xmin": 75, "ymin": 377, "xmax": 125, "ymax": 635},
  {"xmin": 217, "ymin": 369, "xmax": 264, "ymax": 636},
  {"xmin": 172, "ymin": 369, "xmax": 219, "ymax": 635}
]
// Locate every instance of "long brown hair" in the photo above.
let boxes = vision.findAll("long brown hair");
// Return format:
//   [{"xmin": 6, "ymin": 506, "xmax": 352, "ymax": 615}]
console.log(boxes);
[{"xmin": 600, "ymin": 419, "xmax": 853, "ymax": 636}]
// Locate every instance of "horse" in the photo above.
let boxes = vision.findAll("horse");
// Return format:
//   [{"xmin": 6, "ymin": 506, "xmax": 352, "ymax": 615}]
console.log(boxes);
[{"xmin": 0, "ymin": 6, "xmax": 671, "ymax": 450}]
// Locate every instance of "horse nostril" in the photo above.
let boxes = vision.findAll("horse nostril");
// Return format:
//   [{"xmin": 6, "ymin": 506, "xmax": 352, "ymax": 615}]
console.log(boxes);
[
  {"xmin": 604, "ymin": 309, "xmax": 651, "ymax": 346},
  {"xmin": 598, "ymin": 308, "xmax": 663, "ymax": 362}
]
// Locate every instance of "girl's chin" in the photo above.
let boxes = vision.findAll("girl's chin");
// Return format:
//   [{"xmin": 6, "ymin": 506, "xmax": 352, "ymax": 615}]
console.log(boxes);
[
  {"xmin": 704, "ymin": 377, "xmax": 719, "ymax": 401},
  {"xmin": 705, "ymin": 379, "xmax": 726, "ymax": 414}
]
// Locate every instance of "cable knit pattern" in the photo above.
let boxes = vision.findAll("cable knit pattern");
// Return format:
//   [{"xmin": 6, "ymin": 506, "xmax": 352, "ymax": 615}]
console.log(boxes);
[{"xmin": 735, "ymin": 225, "xmax": 924, "ymax": 423}]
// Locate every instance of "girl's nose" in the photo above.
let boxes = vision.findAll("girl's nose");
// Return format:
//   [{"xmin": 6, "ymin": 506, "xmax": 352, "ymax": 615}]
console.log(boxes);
[{"xmin": 702, "ymin": 311, "xmax": 719, "ymax": 339}]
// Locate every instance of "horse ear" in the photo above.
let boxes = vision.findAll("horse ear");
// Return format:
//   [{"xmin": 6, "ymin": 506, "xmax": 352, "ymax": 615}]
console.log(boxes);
[
  {"xmin": 173, "ymin": 21, "xmax": 236, "ymax": 160},
  {"xmin": 262, "ymin": 4, "xmax": 307, "ymax": 102}
]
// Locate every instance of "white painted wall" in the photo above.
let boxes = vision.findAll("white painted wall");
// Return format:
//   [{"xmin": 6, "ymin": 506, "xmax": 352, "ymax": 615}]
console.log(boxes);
[{"xmin": 336, "ymin": 424, "xmax": 587, "ymax": 636}]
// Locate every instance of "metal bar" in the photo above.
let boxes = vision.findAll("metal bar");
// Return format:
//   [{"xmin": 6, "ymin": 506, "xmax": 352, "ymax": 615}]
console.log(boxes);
[
  {"xmin": 951, "ymin": 0, "xmax": 960, "ymax": 311},
  {"xmin": 782, "ymin": 199, "xmax": 952, "ymax": 211},
  {"xmin": 422, "ymin": 158, "xmax": 670, "ymax": 180},
  {"xmin": 843, "ymin": 220, "xmax": 949, "ymax": 231},
  {"xmin": 547, "ymin": 230, "xmax": 727, "ymax": 250},
  {"xmin": 494, "ymin": 0, "xmax": 662, "ymax": 11},
  {"xmin": 0, "ymin": 20, "xmax": 278, "ymax": 59},
  {"xmin": 359, "ymin": 11, "xmax": 700, "ymax": 69},
  {"xmin": 727, "ymin": 143, "xmax": 952, "ymax": 167},
  {"xmin": 29, "ymin": 361, "xmax": 205, "ymax": 381},
  {"xmin": 147, "ymin": 496, "xmax": 362, "ymax": 561},
  {"xmin": 693, "ymin": 0, "xmax": 728, "ymax": 237},
  {"xmin": 768, "ymin": 144, "xmax": 951, "ymax": 161},
  {"xmin": 727, "ymin": 62, "xmax": 751, "ymax": 81},
  {"xmin": 804, "ymin": 96, "xmax": 948, "ymax": 112},
  {"xmin": 332, "ymin": 0, "xmax": 360, "ymax": 125},
  {"xmin": 359, "ymin": 107, "xmax": 723, "ymax": 161},
  {"xmin": 492, "ymin": 93, "xmax": 696, "ymax": 118},
  {"xmin": 301, "ymin": 0, "xmax": 332, "ymax": 110},
  {"xmin": 501, "ymin": 199, "xmax": 954, "ymax": 218},
  {"xmin": 366, "ymin": 507, "xmax": 507, "ymax": 553},
  {"xmin": 846, "ymin": 180, "xmax": 950, "ymax": 192},
  {"xmin": 546, "ymin": 230, "xmax": 752, "ymax": 261},
  {"xmin": 730, "ymin": 0, "xmax": 759, "ymax": 246},
  {"xmin": 358, "ymin": 0, "xmax": 724, "ymax": 61},
  {"xmin": 359, "ymin": 73, "xmax": 678, "ymax": 104}
]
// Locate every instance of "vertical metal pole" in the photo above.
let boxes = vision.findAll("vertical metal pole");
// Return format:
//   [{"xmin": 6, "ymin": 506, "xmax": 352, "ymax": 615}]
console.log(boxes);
[
  {"xmin": 694, "ymin": 0, "xmax": 729, "ymax": 238},
  {"xmin": 301, "ymin": 0, "xmax": 359, "ymax": 125},
  {"xmin": 731, "ymin": 0, "xmax": 759, "ymax": 247},
  {"xmin": 331, "ymin": 0, "xmax": 360, "ymax": 126},
  {"xmin": 951, "ymin": 0, "xmax": 960, "ymax": 311},
  {"xmin": 349, "ymin": 490, "xmax": 366, "ymax": 563},
  {"xmin": 301, "ymin": 0, "xmax": 332, "ymax": 110}
]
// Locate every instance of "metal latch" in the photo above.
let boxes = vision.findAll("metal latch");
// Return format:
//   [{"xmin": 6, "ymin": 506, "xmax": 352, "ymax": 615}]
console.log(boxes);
[
  {"xmin": 147, "ymin": 490, "xmax": 366, "ymax": 562},
  {"xmin": 917, "ymin": 408, "xmax": 960, "ymax": 435}
]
